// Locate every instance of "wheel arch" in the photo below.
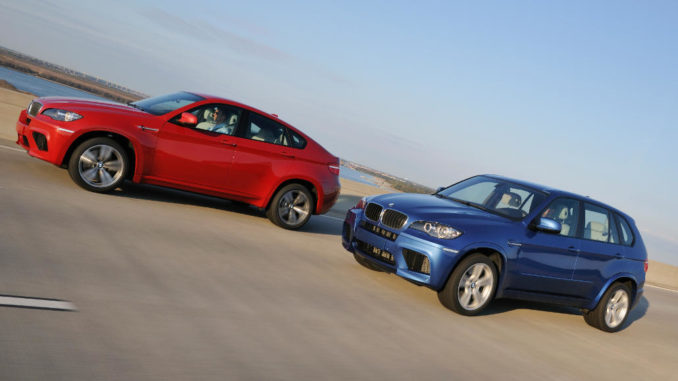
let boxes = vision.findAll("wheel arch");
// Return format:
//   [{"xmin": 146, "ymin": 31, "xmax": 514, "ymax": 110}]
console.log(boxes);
[
  {"xmin": 437, "ymin": 243, "xmax": 507, "ymax": 291},
  {"xmin": 265, "ymin": 177, "xmax": 320, "ymax": 214},
  {"xmin": 588, "ymin": 274, "xmax": 638, "ymax": 311},
  {"xmin": 61, "ymin": 130, "xmax": 140, "ymax": 180}
]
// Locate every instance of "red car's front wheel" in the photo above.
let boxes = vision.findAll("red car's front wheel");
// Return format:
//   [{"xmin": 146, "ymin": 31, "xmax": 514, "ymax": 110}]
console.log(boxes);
[{"xmin": 68, "ymin": 137, "xmax": 128, "ymax": 193}]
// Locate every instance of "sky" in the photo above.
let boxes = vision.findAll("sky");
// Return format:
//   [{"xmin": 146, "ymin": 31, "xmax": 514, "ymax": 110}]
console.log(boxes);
[{"xmin": 1, "ymin": 0, "xmax": 677, "ymax": 263}]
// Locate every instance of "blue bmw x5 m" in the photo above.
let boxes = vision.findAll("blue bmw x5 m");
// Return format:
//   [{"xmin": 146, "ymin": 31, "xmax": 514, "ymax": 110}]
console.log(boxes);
[{"xmin": 342, "ymin": 175, "xmax": 648, "ymax": 332}]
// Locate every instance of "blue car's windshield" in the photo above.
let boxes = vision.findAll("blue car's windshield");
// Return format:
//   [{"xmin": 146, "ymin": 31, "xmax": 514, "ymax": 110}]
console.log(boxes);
[
  {"xmin": 437, "ymin": 176, "xmax": 548, "ymax": 219},
  {"xmin": 130, "ymin": 92, "xmax": 204, "ymax": 116}
]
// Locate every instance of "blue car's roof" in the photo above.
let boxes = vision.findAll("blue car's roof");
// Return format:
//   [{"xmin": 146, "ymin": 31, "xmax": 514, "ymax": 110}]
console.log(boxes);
[{"xmin": 482, "ymin": 174, "xmax": 633, "ymax": 221}]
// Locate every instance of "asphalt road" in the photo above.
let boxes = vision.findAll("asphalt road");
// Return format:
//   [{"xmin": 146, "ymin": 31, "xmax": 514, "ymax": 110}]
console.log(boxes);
[{"xmin": 1, "ymin": 139, "xmax": 677, "ymax": 381}]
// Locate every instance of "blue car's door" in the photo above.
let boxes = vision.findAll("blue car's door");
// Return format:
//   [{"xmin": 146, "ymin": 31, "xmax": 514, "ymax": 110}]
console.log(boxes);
[
  {"xmin": 507, "ymin": 197, "xmax": 584, "ymax": 296},
  {"xmin": 571, "ymin": 203, "xmax": 624, "ymax": 300}
]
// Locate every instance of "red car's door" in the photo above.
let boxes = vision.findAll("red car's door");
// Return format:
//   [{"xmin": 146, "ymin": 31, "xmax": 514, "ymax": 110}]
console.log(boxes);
[
  {"xmin": 227, "ymin": 112, "xmax": 297, "ymax": 199},
  {"xmin": 149, "ymin": 104, "xmax": 242, "ymax": 192}
]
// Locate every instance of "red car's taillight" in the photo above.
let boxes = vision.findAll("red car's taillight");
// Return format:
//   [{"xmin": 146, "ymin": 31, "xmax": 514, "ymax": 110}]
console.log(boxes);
[
  {"xmin": 328, "ymin": 163, "xmax": 340, "ymax": 175},
  {"xmin": 644, "ymin": 260, "xmax": 648, "ymax": 273}
]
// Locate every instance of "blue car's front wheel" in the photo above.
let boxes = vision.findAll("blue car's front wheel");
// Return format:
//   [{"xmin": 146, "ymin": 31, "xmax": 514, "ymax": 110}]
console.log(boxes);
[{"xmin": 438, "ymin": 253, "xmax": 498, "ymax": 316}]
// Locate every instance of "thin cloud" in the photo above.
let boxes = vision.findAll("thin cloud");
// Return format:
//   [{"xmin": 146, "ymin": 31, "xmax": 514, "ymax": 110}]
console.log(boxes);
[{"xmin": 139, "ymin": 7, "xmax": 289, "ymax": 61}]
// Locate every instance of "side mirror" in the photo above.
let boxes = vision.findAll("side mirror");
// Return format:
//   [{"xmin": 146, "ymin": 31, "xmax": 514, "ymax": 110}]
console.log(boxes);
[
  {"xmin": 176, "ymin": 112, "xmax": 197, "ymax": 127},
  {"xmin": 533, "ymin": 217, "xmax": 561, "ymax": 234}
]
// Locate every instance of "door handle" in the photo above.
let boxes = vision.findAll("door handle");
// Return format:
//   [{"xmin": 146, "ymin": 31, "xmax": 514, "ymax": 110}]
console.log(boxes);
[
  {"xmin": 567, "ymin": 246, "xmax": 581, "ymax": 254},
  {"xmin": 220, "ymin": 139, "xmax": 237, "ymax": 147},
  {"xmin": 281, "ymin": 152, "xmax": 295, "ymax": 158},
  {"xmin": 137, "ymin": 125, "xmax": 159, "ymax": 132},
  {"xmin": 615, "ymin": 253, "xmax": 623, "ymax": 259}
]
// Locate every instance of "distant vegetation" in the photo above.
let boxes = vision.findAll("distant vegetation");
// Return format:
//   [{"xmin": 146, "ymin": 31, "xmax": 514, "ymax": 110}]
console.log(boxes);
[
  {"xmin": 341, "ymin": 159, "xmax": 434, "ymax": 194},
  {"xmin": 0, "ymin": 46, "xmax": 145, "ymax": 103}
]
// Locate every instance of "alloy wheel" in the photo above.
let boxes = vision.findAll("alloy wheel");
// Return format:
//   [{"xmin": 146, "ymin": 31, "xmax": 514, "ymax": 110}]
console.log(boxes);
[
  {"xmin": 457, "ymin": 263, "xmax": 494, "ymax": 311},
  {"xmin": 604, "ymin": 289, "xmax": 629, "ymax": 328},
  {"xmin": 277, "ymin": 189, "xmax": 310, "ymax": 226},
  {"xmin": 78, "ymin": 144, "xmax": 124, "ymax": 188}
]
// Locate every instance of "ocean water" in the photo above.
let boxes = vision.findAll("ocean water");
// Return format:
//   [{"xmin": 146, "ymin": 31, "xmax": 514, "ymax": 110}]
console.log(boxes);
[
  {"xmin": 340, "ymin": 166, "xmax": 377, "ymax": 186},
  {"xmin": 0, "ymin": 66, "xmax": 109, "ymax": 101}
]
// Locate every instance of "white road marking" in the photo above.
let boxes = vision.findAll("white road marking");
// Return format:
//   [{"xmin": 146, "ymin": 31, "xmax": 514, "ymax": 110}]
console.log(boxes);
[
  {"xmin": 646, "ymin": 284, "xmax": 678, "ymax": 293},
  {"xmin": 0, "ymin": 144, "xmax": 24, "ymax": 152},
  {"xmin": 318, "ymin": 214, "xmax": 344, "ymax": 222},
  {"xmin": 0, "ymin": 296, "xmax": 76, "ymax": 311}
]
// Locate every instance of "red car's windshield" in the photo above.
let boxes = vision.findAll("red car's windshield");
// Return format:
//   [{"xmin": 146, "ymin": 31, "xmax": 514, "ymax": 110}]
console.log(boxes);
[{"xmin": 130, "ymin": 91, "xmax": 204, "ymax": 116}]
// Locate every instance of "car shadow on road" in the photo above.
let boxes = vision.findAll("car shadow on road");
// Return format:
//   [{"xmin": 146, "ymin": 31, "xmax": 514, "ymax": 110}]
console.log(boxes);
[
  {"xmin": 478, "ymin": 295, "xmax": 649, "ymax": 331},
  {"xmin": 112, "ymin": 181, "xmax": 263, "ymax": 216},
  {"xmin": 480, "ymin": 298, "xmax": 582, "ymax": 316},
  {"xmin": 111, "ymin": 182, "xmax": 345, "ymax": 235},
  {"xmin": 299, "ymin": 215, "xmax": 343, "ymax": 236}
]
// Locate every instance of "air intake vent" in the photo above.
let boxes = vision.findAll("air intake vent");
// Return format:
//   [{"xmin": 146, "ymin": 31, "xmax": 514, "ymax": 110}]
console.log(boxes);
[
  {"xmin": 381, "ymin": 209, "xmax": 408, "ymax": 230},
  {"xmin": 360, "ymin": 221, "xmax": 398, "ymax": 241},
  {"xmin": 403, "ymin": 249, "xmax": 430, "ymax": 274},
  {"xmin": 32, "ymin": 132, "xmax": 48, "ymax": 151},
  {"xmin": 342, "ymin": 222, "xmax": 352, "ymax": 243},
  {"xmin": 364, "ymin": 202, "xmax": 382, "ymax": 221},
  {"xmin": 27, "ymin": 101, "xmax": 42, "ymax": 117}
]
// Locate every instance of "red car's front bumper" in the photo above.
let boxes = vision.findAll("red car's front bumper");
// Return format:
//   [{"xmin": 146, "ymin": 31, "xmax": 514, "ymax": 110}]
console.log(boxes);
[{"xmin": 16, "ymin": 109, "xmax": 72, "ymax": 166}]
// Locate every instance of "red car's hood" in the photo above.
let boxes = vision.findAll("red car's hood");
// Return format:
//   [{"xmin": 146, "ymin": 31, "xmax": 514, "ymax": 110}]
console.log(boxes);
[{"xmin": 37, "ymin": 97, "xmax": 146, "ymax": 115}]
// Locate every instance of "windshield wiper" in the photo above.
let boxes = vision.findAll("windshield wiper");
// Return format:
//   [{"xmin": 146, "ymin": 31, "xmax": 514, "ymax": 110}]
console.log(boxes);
[{"xmin": 448, "ymin": 197, "xmax": 493, "ymax": 213}]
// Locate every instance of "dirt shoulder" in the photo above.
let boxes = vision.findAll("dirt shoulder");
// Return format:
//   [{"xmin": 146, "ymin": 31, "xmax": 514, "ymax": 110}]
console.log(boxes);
[{"xmin": 0, "ymin": 87, "xmax": 34, "ymax": 140}]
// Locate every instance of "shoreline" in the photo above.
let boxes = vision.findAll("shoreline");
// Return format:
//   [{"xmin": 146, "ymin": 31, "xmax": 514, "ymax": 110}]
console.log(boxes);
[{"xmin": 0, "ymin": 49, "xmax": 144, "ymax": 103}]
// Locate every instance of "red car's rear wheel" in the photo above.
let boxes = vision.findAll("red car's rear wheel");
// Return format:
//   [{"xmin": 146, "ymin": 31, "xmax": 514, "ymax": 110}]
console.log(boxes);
[{"xmin": 267, "ymin": 184, "xmax": 312, "ymax": 229}]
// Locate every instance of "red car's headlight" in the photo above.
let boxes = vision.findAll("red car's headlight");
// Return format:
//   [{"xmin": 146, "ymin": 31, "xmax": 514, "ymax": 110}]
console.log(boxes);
[{"xmin": 42, "ymin": 108, "xmax": 82, "ymax": 122}]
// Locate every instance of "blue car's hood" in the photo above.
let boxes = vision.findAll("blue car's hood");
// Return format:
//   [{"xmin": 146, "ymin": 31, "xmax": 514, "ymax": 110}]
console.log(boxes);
[{"xmin": 368, "ymin": 193, "xmax": 511, "ymax": 226}]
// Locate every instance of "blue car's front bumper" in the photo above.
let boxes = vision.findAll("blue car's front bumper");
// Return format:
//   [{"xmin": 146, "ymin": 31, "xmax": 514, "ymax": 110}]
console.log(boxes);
[{"xmin": 342, "ymin": 208, "xmax": 462, "ymax": 290}]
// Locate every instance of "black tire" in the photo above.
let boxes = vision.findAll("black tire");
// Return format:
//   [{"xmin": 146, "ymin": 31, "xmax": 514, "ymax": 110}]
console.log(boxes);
[
  {"xmin": 266, "ymin": 184, "xmax": 313, "ymax": 229},
  {"xmin": 583, "ymin": 282, "xmax": 632, "ymax": 332},
  {"xmin": 353, "ymin": 253, "xmax": 384, "ymax": 272},
  {"xmin": 438, "ymin": 253, "xmax": 498, "ymax": 316},
  {"xmin": 68, "ymin": 137, "xmax": 129, "ymax": 193}
]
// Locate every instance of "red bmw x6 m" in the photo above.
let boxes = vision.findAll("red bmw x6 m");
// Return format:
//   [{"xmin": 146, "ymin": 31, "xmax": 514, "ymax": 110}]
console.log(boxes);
[{"xmin": 15, "ymin": 91, "xmax": 340, "ymax": 229}]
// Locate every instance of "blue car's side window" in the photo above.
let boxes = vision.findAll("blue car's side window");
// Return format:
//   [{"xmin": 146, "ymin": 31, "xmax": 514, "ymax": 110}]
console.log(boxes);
[
  {"xmin": 583, "ymin": 203, "xmax": 614, "ymax": 243},
  {"xmin": 541, "ymin": 198, "xmax": 580, "ymax": 237},
  {"xmin": 616, "ymin": 214, "xmax": 635, "ymax": 246}
]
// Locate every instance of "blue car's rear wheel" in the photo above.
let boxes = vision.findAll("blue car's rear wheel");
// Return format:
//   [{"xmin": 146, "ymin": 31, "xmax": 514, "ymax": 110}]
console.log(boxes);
[
  {"xmin": 584, "ymin": 282, "xmax": 631, "ymax": 332},
  {"xmin": 438, "ymin": 253, "xmax": 498, "ymax": 316}
]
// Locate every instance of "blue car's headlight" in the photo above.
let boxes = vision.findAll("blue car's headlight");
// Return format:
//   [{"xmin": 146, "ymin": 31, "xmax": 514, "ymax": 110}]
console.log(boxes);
[
  {"xmin": 410, "ymin": 221, "xmax": 462, "ymax": 239},
  {"xmin": 42, "ymin": 108, "xmax": 82, "ymax": 122}
]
